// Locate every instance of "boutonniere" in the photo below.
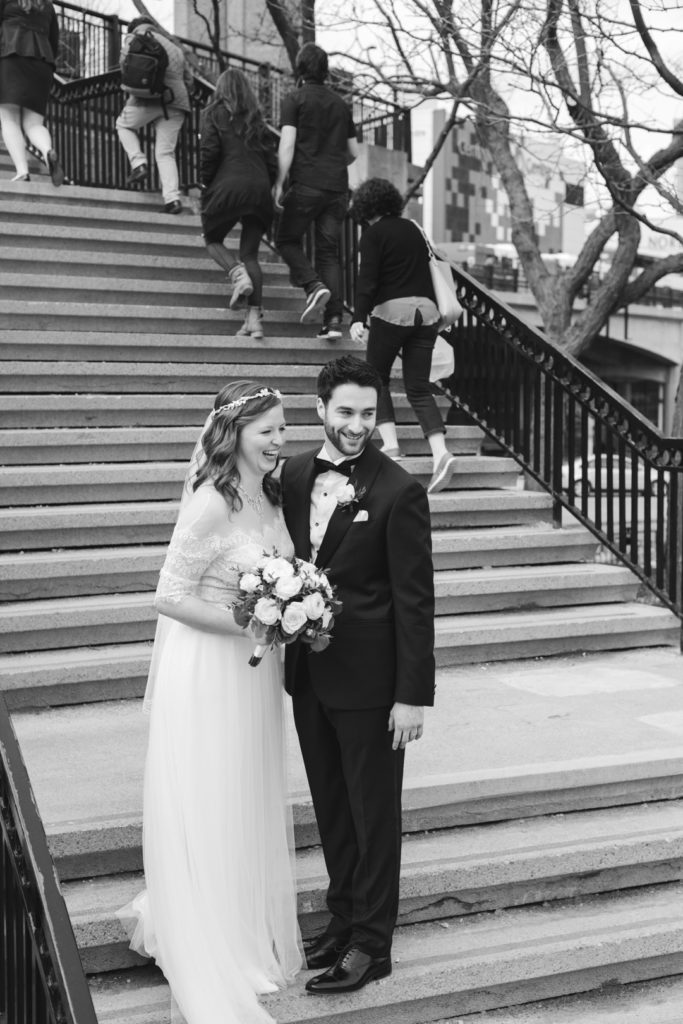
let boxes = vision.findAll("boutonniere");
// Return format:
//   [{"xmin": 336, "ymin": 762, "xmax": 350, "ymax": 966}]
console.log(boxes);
[{"xmin": 337, "ymin": 480, "xmax": 367, "ymax": 510}]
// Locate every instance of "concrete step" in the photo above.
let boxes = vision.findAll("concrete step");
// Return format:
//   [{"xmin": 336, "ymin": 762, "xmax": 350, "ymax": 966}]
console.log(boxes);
[
  {"xmin": 0, "ymin": 528, "xmax": 602, "ymax": 599},
  {"xmin": 0, "ymin": 455, "xmax": 490, "ymax": 508},
  {"xmin": 0, "ymin": 360, "xmax": 339, "ymax": 392},
  {"xmin": 432, "ymin": 525, "xmax": 599, "ymax": 568},
  {"xmin": 0, "ymin": 300, "xmax": 314, "ymax": 335},
  {"xmin": 4, "ymin": 244, "xmax": 287, "ymax": 281},
  {"xmin": 0, "ymin": 490, "xmax": 553, "ymax": 551},
  {"xmin": 0, "ymin": 502, "xmax": 179, "ymax": 552},
  {"xmin": 428, "ymin": 489, "xmax": 555, "ymax": 529},
  {"xmin": 2, "ymin": 589, "xmax": 675, "ymax": 658},
  {"xmin": 0, "ymin": 272, "xmax": 304, "ymax": 310},
  {"xmin": 0, "ymin": 391, "xmax": 453, "ymax": 428},
  {"xmin": 88, "ymin": 884, "xmax": 683, "ymax": 1022},
  {"xmin": 62, "ymin": 804, "xmax": 683, "ymax": 971},
  {"xmin": 0, "ymin": 178, "xmax": 199, "ymax": 212},
  {"xmin": 450, "ymin": 976, "xmax": 683, "ymax": 1023},
  {"xmin": 0, "ymin": 430, "xmax": 489, "ymax": 468},
  {"xmin": 435, "ymin": 603, "xmax": 681, "ymax": 665},
  {"xmin": 1, "ymin": 546, "xmax": 619, "ymax": 606},
  {"xmin": 1, "ymin": 642, "xmax": 154, "ymax": 707},
  {"xmin": 0, "ymin": 198, "xmax": 202, "ymax": 234},
  {"xmin": 0, "ymin": 219, "xmax": 227, "ymax": 260},
  {"xmin": 434, "ymin": 564, "xmax": 639, "ymax": 614},
  {"xmin": 0, "ymin": 331, "xmax": 357, "ymax": 365}
]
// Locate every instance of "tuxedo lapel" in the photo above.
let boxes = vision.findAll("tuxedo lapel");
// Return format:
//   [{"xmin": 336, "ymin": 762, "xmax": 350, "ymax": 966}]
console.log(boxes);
[
  {"xmin": 315, "ymin": 445, "xmax": 383, "ymax": 568},
  {"xmin": 286, "ymin": 453, "xmax": 317, "ymax": 560}
]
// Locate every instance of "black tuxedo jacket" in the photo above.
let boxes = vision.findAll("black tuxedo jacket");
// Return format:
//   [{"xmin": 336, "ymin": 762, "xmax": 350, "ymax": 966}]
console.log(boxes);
[{"xmin": 281, "ymin": 443, "xmax": 435, "ymax": 710}]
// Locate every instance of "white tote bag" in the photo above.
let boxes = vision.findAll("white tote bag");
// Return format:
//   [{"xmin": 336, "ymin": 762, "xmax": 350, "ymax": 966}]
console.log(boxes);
[
  {"xmin": 429, "ymin": 334, "xmax": 455, "ymax": 383},
  {"xmin": 412, "ymin": 220, "xmax": 463, "ymax": 328}
]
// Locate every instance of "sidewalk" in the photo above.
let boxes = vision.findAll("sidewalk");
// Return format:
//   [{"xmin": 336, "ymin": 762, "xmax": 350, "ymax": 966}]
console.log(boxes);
[{"xmin": 10, "ymin": 646, "xmax": 682, "ymax": 830}]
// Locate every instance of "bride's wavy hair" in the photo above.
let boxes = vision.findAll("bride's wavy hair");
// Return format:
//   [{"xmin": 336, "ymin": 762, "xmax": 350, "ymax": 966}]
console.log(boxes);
[{"xmin": 193, "ymin": 381, "xmax": 282, "ymax": 510}]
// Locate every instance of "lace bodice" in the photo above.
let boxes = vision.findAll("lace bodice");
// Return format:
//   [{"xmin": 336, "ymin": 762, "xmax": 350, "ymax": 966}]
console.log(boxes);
[{"xmin": 156, "ymin": 486, "xmax": 294, "ymax": 609}]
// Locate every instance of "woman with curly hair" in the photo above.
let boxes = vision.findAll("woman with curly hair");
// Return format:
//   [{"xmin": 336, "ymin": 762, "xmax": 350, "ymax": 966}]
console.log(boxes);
[
  {"xmin": 118, "ymin": 380, "xmax": 303, "ymax": 1024},
  {"xmin": 350, "ymin": 177, "xmax": 456, "ymax": 493},
  {"xmin": 200, "ymin": 69, "xmax": 278, "ymax": 339},
  {"xmin": 0, "ymin": 0, "xmax": 64, "ymax": 183}
]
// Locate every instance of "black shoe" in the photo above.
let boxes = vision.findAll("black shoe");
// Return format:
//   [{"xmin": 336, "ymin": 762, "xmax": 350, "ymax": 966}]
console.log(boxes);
[
  {"xmin": 316, "ymin": 317, "xmax": 343, "ymax": 340},
  {"xmin": 161, "ymin": 200, "xmax": 182, "ymax": 215},
  {"xmin": 301, "ymin": 282, "xmax": 331, "ymax": 324},
  {"xmin": 127, "ymin": 163, "xmax": 149, "ymax": 186},
  {"xmin": 304, "ymin": 931, "xmax": 351, "ymax": 970},
  {"xmin": 305, "ymin": 944, "xmax": 391, "ymax": 994},
  {"xmin": 46, "ymin": 149, "xmax": 64, "ymax": 187}
]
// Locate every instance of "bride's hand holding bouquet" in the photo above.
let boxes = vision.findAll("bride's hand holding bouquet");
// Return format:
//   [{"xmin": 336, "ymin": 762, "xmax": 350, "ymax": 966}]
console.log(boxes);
[{"xmin": 232, "ymin": 554, "xmax": 342, "ymax": 666}]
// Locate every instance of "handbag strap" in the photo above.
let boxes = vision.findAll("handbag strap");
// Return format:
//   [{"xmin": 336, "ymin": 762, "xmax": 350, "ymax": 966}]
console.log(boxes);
[{"xmin": 411, "ymin": 218, "xmax": 436, "ymax": 261}]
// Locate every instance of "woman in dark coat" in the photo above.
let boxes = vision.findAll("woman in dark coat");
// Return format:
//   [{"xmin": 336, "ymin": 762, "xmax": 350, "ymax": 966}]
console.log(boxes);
[
  {"xmin": 349, "ymin": 177, "xmax": 457, "ymax": 493},
  {"xmin": 200, "ymin": 69, "xmax": 277, "ymax": 340},
  {"xmin": 0, "ymin": 0, "xmax": 64, "ymax": 183}
]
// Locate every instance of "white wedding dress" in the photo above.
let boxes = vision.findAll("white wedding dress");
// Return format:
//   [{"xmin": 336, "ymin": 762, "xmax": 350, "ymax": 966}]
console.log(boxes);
[{"xmin": 118, "ymin": 484, "xmax": 303, "ymax": 1024}]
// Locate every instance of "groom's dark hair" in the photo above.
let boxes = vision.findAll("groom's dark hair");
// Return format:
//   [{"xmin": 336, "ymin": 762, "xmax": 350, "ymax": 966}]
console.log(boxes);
[{"xmin": 317, "ymin": 356, "xmax": 382, "ymax": 405}]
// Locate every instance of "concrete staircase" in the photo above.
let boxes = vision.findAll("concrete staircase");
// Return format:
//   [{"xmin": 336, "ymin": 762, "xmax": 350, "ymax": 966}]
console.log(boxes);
[{"xmin": 1, "ymin": 173, "xmax": 682, "ymax": 1022}]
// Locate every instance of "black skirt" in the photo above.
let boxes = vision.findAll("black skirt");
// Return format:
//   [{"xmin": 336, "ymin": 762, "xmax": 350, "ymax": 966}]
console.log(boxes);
[{"xmin": 0, "ymin": 54, "xmax": 53, "ymax": 115}]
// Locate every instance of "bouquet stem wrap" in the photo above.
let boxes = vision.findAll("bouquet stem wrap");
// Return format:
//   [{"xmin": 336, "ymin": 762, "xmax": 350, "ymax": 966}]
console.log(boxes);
[{"xmin": 248, "ymin": 643, "xmax": 269, "ymax": 668}]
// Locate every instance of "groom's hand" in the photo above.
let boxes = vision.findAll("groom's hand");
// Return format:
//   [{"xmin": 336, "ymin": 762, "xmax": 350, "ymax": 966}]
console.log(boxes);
[{"xmin": 388, "ymin": 703, "xmax": 424, "ymax": 750}]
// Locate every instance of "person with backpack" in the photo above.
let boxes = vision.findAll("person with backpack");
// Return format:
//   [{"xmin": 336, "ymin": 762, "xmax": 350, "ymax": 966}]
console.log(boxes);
[
  {"xmin": 199, "ymin": 69, "xmax": 278, "ymax": 338},
  {"xmin": 116, "ymin": 16, "xmax": 193, "ymax": 214}
]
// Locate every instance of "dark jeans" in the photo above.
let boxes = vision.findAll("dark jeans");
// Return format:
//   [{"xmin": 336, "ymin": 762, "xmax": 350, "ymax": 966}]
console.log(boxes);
[
  {"xmin": 274, "ymin": 183, "xmax": 347, "ymax": 320},
  {"xmin": 366, "ymin": 315, "xmax": 444, "ymax": 437},
  {"xmin": 292, "ymin": 680, "xmax": 404, "ymax": 957}
]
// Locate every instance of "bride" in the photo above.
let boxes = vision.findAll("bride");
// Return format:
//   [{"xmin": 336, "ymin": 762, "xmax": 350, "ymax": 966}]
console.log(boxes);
[{"xmin": 118, "ymin": 381, "xmax": 303, "ymax": 1023}]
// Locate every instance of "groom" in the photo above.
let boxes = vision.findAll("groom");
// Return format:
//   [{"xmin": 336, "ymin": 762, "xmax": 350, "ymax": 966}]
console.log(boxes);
[{"xmin": 281, "ymin": 355, "xmax": 435, "ymax": 994}]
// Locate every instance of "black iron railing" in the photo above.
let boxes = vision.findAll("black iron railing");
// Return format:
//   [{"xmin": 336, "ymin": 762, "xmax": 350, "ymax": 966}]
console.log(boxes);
[
  {"xmin": 438, "ymin": 267, "xmax": 683, "ymax": 619},
  {"xmin": 46, "ymin": 70, "xmax": 213, "ymax": 192},
  {"xmin": 0, "ymin": 693, "xmax": 97, "ymax": 1024},
  {"xmin": 51, "ymin": 0, "xmax": 411, "ymax": 168}
]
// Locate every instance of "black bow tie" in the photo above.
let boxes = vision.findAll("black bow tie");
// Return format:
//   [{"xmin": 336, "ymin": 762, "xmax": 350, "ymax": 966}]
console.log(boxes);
[{"xmin": 313, "ymin": 456, "xmax": 354, "ymax": 478}]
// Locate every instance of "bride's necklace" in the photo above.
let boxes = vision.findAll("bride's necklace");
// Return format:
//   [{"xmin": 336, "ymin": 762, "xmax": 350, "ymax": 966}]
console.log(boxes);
[{"xmin": 236, "ymin": 481, "xmax": 264, "ymax": 517}]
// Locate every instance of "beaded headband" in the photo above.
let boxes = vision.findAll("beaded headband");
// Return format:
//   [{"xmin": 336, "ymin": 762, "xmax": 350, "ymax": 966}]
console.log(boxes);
[{"xmin": 210, "ymin": 388, "xmax": 282, "ymax": 419}]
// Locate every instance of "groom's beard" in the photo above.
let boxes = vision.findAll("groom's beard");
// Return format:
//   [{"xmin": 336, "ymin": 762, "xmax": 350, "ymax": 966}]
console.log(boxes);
[{"xmin": 323, "ymin": 422, "xmax": 372, "ymax": 459}]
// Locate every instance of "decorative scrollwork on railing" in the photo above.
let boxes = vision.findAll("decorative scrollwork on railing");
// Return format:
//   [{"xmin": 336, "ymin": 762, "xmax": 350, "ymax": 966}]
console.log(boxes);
[{"xmin": 435, "ymin": 261, "xmax": 683, "ymax": 617}]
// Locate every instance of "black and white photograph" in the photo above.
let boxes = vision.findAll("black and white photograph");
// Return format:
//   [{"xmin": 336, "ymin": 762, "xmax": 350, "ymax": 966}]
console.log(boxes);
[{"xmin": 1, "ymin": 2, "xmax": 682, "ymax": 1024}]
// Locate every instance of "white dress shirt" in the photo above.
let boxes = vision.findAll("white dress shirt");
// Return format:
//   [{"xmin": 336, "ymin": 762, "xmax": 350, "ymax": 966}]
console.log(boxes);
[{"xmin": 310, "ymin": 446, "xmax": 356, "ymax": 561}]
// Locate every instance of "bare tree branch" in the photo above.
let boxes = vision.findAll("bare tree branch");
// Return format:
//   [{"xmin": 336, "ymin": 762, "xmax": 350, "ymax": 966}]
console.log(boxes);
[{"xmin": 630, "ymin": 0, "xmax": 683, "ymax": 97}]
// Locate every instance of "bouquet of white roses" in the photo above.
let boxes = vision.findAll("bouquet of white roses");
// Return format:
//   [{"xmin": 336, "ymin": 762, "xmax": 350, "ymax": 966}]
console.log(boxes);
[{"xmin": 232, "ymin": 554, "xmax": 342, "ymax": 667}]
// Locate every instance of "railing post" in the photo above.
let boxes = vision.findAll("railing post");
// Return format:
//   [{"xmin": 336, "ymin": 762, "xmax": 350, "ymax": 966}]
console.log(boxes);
[{"xmin": 107, "ymin": 14, "xmax": 122, "ymax": 71}]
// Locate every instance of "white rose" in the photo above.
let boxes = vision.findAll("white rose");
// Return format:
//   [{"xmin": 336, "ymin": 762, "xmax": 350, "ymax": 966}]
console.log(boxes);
[
  {"xmin": 262, "ymin": 557, "xmax": 295, "ymax": 583},
  {"xmin": 321, "ymin": 607, "xmax": 333, "ymax": 628},
  {"xmin": 253, "ymin": 597, "xmax": 281, "ymax": 625},
  {"xmin": 297, "ymin": 560, "xmax": 317, "ymax": 580},
  {"xmin": 301, "ymin": 592, "xmax": 325, "ymax": 619},
  {"xmin": 274, "ymin": 574, "xmax": 303, "ymax": 599},
  {"xmin": 281, "ymin": 602, "xmax": 308, "ymax": 635},
  {"xmin": 239, "ymin": 572, "xmax": 261, "ymax": 594},
  {"xmin": 338, "ymin": 483, "xmax": 356, "ymax": 504}
]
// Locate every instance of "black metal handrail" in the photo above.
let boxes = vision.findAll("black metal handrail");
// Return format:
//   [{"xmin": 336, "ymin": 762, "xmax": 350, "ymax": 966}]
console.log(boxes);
[
  {"xmin": 51, "ymin": 0, "xmax": 411, "ymax": 161},
  {"xmin": 438, "ymin": 265, "xmax": 683, "ymax": 619},
  {"xmin": 0, "ymin": 692, "xmax": 97, "ymax": 1024},
  {"xmin": 45, "ymin": 63, "xmax": 409, "ymax": 192}
]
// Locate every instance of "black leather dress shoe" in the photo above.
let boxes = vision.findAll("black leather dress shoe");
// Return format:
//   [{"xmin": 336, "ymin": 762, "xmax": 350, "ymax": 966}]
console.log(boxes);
[
  {"xmin": 304, "ymin": 932, "xmax": 351, "ymax": 970},
  {"xmin": 305, "ymin": 944, "xmax": 391, "ymax": 994},
  {"xmin": 161, "ymin": 200, "xmax": 183, "ymax": 215}
]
